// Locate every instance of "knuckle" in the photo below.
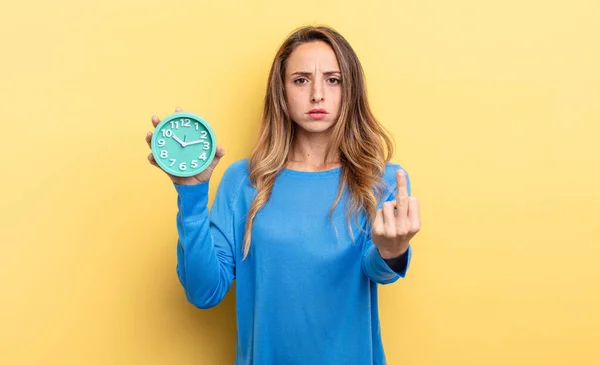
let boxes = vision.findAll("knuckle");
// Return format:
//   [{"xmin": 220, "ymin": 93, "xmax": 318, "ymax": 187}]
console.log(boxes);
[
  {"xmin": 396, "ymin": 225, "xmax": 409, "ymax": 235},
  {"xmin": 384, "ymin": 230, "xmax": 396, "ymax": 239}
]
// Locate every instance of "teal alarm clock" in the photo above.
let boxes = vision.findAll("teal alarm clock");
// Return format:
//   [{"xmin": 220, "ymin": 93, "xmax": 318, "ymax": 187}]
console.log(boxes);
[{"xmin": 151, "ymin": 112, "xmax": 217, "ymax": 177}]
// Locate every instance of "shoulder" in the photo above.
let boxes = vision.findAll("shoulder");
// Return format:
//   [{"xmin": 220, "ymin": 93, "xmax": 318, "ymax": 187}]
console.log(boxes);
[
  {"xmin": 221, "ymin": 158, "xmax": 250, "ymax": 181},
  {"xmin": 215, "ymin": 158, "xmax": 251, "ymax": 201}
]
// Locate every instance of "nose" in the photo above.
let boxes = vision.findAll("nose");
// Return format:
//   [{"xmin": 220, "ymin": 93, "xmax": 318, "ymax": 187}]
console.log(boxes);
[{"xmin": 311, "ymin": 83, "xmax": 324, "ymax": 103}]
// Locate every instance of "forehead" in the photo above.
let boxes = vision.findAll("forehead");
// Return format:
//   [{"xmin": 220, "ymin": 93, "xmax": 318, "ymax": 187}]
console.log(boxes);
[{"xmin": 285, "ymin": 41, "xmax": 340, "ymax": 72}]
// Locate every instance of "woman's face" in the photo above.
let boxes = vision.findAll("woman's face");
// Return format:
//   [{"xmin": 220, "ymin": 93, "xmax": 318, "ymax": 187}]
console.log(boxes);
[{"xmin": 284, "ymin": 41, "xmax": 342, "ymax": 135}]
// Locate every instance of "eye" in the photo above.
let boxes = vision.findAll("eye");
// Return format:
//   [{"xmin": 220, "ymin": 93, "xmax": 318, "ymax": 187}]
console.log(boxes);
[
  {"xmin": 293, "ymin": 78, "xmax": 308, "ymax": 84},
  {"xmin": 328, "ymin": 78, "xmax": 341, "ymax": 84}
]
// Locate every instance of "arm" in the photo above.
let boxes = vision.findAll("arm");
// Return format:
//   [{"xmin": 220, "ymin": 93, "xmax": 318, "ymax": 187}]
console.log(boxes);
[
  {"xmin": 383, "ymin": 248, "xmax": 410, "ymax": 273},
  {"xmin": 362, "ymin": 242, "xmax": 413, "ymax": 284},
  {"xmin": 174, "ymin": 175, "xmax": 237, "ymax": 309},
  {"xmin": 362, "ymin": 168, "xmax": 414, "ymax": 284}
]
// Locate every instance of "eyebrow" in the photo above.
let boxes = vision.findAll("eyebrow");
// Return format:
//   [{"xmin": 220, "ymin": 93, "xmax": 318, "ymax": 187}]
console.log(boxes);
[{"xmin": 290, "ymin": 71, "xmax": 341, "ymax": 76}]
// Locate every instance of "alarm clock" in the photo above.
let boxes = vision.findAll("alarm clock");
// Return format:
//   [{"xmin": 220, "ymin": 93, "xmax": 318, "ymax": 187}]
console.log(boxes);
[{"xmin": 151, "ymin": 112, "xmax": 217, "ymax": 177}]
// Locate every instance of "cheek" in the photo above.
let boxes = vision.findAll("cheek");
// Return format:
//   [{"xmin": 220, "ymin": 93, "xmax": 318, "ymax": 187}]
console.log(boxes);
[
  {"xmin": 330, "ymin": 89, "xmax": 342, "ymax": 109},
  {"xmin": 285, "ymin": 90, "xmax": 304, "ymax": 111},
  {"xmin": 328, "ymin": 84, "xmax": 342, "ymax": 98}
]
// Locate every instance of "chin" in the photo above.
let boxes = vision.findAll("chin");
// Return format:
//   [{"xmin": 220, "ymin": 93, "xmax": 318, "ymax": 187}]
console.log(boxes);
[{"xmin": 294, "ymin": 120, "xmax": 336, "ymax": 134}]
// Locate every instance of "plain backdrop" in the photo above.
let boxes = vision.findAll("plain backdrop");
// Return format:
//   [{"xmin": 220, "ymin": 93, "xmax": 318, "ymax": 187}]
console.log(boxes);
[{"xmin": 1, "ymin": 0, "xmax": 599, "ymax": 364}]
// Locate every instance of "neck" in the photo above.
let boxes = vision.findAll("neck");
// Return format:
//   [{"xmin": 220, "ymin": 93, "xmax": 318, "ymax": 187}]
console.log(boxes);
[{"xmin": 287, "ymin": 127, "xmax": 340, "ymax": 172}]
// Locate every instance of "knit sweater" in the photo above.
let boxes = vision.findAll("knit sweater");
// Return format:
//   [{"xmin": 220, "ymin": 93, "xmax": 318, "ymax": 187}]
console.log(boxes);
[{"xmin": 174, "ymin": 159, "xmax": 412, "ymax": 365}]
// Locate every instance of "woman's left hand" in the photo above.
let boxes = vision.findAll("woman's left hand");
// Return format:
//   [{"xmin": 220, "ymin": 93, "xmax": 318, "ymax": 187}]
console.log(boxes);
[{"xmin": 372, "ymin": 169, "xmax": 421, "ymax": 259}]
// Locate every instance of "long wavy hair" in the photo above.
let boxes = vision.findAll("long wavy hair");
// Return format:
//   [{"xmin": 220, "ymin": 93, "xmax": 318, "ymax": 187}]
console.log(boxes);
[{"xmin": 243, "ymin": 25, "xmax": 394, "ymax": 259}]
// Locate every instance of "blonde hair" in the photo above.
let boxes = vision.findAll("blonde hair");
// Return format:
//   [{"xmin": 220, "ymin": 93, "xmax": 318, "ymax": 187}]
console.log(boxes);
[{"xmin": 243, "ymin": 25, "xmax": 394, "ymax": 259}]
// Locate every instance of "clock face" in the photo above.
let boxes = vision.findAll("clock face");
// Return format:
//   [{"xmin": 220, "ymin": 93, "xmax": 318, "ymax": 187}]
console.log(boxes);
[{"xmin": 151, "ymin": 112, "xmax": 217, "ymax": 177}]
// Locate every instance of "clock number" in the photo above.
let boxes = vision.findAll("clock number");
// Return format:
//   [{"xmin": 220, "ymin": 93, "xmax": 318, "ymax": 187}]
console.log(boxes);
[
  {"xmin": 191, "ymin": 160, "xmax": 198, "ymax": 168},
  {"xmin": 200, "ymin": 131, "xmax": 207, "ymax": 138},
  {"xmin": 170, "ymin": 121, "xmax": 179, "ymax": 129},
  {"xmin": 160, "ymin": 150, "xmax": 168, "ymax": 158},
  {"xmin": 182, "ymin": 119, "xmax": 191, "ymax": 127},
  {"xmin": 195, "ymin": 122, "xmax": 199, "ymax": 130},
  {"xmin": 157, "ymin": 139, "xmax": 165, "ymax": 147},
  {"xmin": 169, "ymin": 159, "xmax": 176, "ymax": 167},
  {"xmin": 199, "ymin": 152, "xmax": 207, "ymax": 161},
  {"xmin": 203, "ymin": 141, "xmax": 210, "ymax": 150},
  {"xmin": 179, "ymin": 162, "xmax": 187, "ymax": 170},
  {"xmin": 163, "ymin": 129, "xmax": 173, "ymax": 137}
]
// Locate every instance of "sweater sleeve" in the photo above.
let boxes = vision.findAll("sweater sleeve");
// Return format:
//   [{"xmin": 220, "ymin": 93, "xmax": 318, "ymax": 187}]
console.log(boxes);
[
  {"xmin": 383, "ymin": 248, "xmax": 410, "ymax": 273},
  {"xmin": 174, "ymin": 172, "xmax": 238, "ymax": 309},
  {"xmin": 361, "ymin": 167, "xmax": 413, "ymax": 284}
]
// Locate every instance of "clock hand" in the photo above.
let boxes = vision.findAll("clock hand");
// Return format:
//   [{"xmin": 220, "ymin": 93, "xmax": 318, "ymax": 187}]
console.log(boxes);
[
  {"xmin": 172, "ymin": 134, "xmax": 187, "ymax": 147},
  {"xmin": 184, "ymin": 139, "xmax": 206, "ymax": 146}
]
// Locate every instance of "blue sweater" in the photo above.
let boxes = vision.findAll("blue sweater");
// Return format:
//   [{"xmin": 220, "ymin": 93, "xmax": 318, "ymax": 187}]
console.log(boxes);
[{"xmin": 174, "ymin": 159, "xmax": 412, "ymax": 365}]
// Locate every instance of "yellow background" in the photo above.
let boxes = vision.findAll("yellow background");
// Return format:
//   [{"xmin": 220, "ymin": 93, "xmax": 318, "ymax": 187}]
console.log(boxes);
[{"xmin": 1, "ymin": 0, "xmax": 599, "ymax": 364}]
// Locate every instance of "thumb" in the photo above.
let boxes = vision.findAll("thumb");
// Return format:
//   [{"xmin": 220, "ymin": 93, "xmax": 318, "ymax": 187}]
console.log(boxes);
[
  {"xmin": 214, "ymin": 145, "xmax": 225, "ymax": 159},
  {"xmin": 209, "ymin": 145, "xmax": 225, "ymax": 169}
]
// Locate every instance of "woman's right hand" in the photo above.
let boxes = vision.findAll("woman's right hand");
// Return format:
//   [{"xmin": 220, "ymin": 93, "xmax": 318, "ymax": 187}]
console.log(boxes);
[{"xmin": 146, "ymin": 107, "xmax": 225, "ymax": 186}]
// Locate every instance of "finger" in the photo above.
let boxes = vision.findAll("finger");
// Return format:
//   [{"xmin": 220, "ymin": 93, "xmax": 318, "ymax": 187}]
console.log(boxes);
[
  {"xmin": 395, "ymin": 170, "xmax": 409, "ymax": 225},
  {"xmin": 208, "ymin": 145, "xmax": 226, "ymax": 168},
  {"xmin": 382, "ymin": 202, "xmax": 396, "ymax": 237},
  {"xmin": 151, "ymin": 115, "xmax": 160, "ymax": 128},
  {"xmin": 373, "ymin": 209, "xmax": 384, "ymax": 236},
  {"xmin": 408, "ymin": 197, "xmax": 421, "ymax": 234},
  {"xmin": 146, "ymin": 131, "xmax": 152, "ymax": 148},
  {"xmin": 175, "ymin": 107, "xmax": 182, "ymax": 112},
  {"xmin": 148, "ymin": 153, "xmax": 158, "ymax": 167},
  {"xmin": 215, "ymin": 145, "xmax": 225, "ymax": 159}
]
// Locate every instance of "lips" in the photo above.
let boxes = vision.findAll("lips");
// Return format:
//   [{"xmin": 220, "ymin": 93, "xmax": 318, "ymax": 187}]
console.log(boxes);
[
  {"xmin": 307, "ymin": 108, "xmax": 328, "ymax": 115},
  {"xmin": 307, "ymin": 109, "xmax": 328, "ymax": 120}
]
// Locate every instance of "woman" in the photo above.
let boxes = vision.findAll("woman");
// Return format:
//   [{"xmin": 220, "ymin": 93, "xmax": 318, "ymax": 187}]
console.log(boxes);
[{"xmin": 146, "ymin": 25, "xmax": 421, "ymax": 365}]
